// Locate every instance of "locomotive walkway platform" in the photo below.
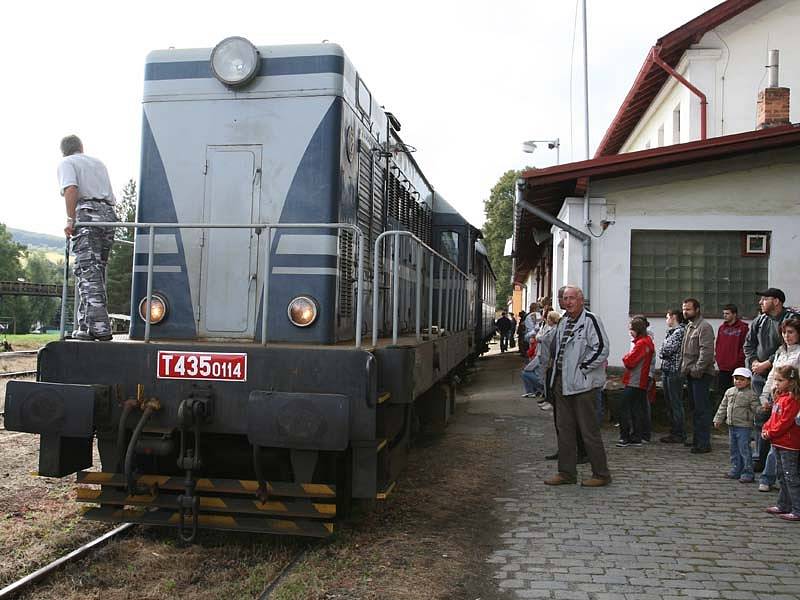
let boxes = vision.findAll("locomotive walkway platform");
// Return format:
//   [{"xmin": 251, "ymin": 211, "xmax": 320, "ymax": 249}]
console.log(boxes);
[{"xmin": 462, "ymin": 348, "xmax": 800, "ymax": 600}]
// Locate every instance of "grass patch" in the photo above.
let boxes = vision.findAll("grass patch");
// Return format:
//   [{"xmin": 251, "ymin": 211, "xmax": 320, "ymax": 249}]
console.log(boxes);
[{"xmin": 2, "ymin": 333, "xmax": 59, "ymax": 350}]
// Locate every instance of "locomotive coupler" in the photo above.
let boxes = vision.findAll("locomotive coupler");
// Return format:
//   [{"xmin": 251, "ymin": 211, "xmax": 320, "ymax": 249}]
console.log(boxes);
[{"xmin": 175, "ymin": 391, "xmax": 212, "ymax": 543}]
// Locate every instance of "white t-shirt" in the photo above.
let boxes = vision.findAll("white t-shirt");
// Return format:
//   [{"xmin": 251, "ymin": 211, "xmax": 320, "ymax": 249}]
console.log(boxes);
[{"xmin": 57, "ymin": 153, "xmax": 116, "ymax": 205}]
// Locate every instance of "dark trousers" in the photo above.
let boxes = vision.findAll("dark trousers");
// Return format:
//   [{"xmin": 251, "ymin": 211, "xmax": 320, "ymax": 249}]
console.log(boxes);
[
  {"xmin": 663, "ymin": 371, "xmax": 686, "ymax": 440},
  {"xmin": 619, "ymin": 386, "xmax": 647, "ymax": 443},
  {"xmin": 717, "ymin": 370, "xmax": 734, "ymax": 398},
  {"xmin": 499, "ymin": 332, "xmax": 511, "ymax": 352},
  {"xmin": 687, "ymin": 373, "xmax": 712, "ymax": 449},
  {"xmin": 775, "ymin": 448, "xmax": 800, "ymax": 515},
  {"xmin": 752, "ymin": 373, "xmax": 771, "ymax": 465},
  {"xmin": 546, "ymin": 368, "xmax": 586, "ymax": 457},
  {"xmin": 554, "ymin": 377, "xmax": 610, "ymax": 479}
]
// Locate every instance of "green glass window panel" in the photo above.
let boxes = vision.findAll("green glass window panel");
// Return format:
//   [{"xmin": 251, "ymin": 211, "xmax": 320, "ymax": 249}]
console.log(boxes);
[{"xmin": 629, "ymin": 230, "xmax": 768, "ymax": 315}]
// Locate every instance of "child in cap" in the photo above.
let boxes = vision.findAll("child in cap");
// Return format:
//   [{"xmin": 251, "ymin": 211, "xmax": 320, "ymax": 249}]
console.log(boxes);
[{"xmin": 713, "ymin": 367, "xmax": 760, "ymax": 482}]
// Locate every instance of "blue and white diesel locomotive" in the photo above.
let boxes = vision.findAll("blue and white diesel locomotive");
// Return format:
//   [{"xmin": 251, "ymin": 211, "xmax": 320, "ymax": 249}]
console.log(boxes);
[{"xmin": 5, "ymin": 37, "xmax": 496, "ymax": 539}]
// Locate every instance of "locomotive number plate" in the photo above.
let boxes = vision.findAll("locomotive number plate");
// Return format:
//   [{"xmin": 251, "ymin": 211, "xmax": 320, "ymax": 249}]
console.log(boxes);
[{"xmin": 157, "ymin": 351, "xmax": 247, "ymax": 381}]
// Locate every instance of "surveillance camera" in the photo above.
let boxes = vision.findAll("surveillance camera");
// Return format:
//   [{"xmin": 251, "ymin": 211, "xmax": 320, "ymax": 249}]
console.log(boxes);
[{"xmin": 547, "ymin": 142, "xmax": 556, "ymax": 149}]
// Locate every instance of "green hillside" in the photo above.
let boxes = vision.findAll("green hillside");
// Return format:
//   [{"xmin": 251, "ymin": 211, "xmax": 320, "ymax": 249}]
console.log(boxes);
[{"xmin": 9, "ymin": 228, "xmax": 65, "ymax": 252}]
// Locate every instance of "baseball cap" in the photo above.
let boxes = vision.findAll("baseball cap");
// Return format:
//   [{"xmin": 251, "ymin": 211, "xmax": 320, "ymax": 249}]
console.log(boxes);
[
  {"xmin": 755, "ymin": 287, "xmax": 785, "ymax": 303},
  {"xmin": 733, "ymin": 367, "xmax": 752, "ymax": 379}
]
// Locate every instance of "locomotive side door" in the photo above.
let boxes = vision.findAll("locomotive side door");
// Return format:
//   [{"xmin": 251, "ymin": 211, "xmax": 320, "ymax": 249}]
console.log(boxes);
[{"xmin": 198, "ymin": 145, "xmax": 262, "ymax": 338}]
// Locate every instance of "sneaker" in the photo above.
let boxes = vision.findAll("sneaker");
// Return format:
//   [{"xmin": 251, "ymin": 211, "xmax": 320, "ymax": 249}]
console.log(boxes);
[
  {"xmin": 629, "ymin": 441, "xmax": 643, "ymax": 448},
  {"xmin": 758, "ymin": 483, "xmax": 772, "ymax": 492},
  {"xmin": 724, "ymin": 473, "xmax": 739, "ymax": 479},
  {"xmin": 660, "ymin": 435, "xmax": 682, "ymax": 444},
  {"xmin": 539, "ymin": 403, "xmax": 552, "ymax": 411},
  {"xmin": 641, "ymin": 438, "xmax": 650, "ymax": 444},
  {"xmin": 765, "ymin": 506, "xmax": 788, "ymax": 515},
  {"xmin": 690, "ymin": 447, "xmax": 711, "ymax": 454},
  {"xmin": 739, "ymin": 477, "xmax": 754, "ymax": 483},
  {"xmin": 544, "ymin": 452, "xmax": 559, "ymax": 460},
  {"xmin": 521, "ymin": 393, "xmax": 534, "ymax": 398},
  {"xmin": 615, "ymin": 440, "xmax": 630, "ymax": 448},
  {"xmin": 778, "ymin": 513, "xmax": 800, "ymax": 522}
]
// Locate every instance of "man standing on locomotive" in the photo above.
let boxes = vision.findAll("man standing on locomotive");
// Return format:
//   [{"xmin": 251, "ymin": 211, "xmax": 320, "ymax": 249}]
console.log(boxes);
[
  {"xmin": 57, "ymin": 135, "xmax": 117, "ymax": 341},
  {"xmin": 544, "ymin": 285, "xmax": 612, "ymax": 487}
]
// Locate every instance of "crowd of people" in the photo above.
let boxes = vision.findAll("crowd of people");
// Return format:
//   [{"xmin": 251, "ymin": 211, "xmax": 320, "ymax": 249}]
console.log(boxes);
[{"xmin": 498, "ymin": 285, "xmax": 800, "ymax": 520}]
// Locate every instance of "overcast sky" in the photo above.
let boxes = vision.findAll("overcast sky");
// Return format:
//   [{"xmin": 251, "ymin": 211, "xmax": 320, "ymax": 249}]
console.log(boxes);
[{"xmin": 1, "ymin": 0, "xmax": 720, "ymax": 237}]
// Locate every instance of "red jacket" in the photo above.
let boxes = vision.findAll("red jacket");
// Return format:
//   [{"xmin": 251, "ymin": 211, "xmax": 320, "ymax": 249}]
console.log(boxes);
[
  {"xmin": 715, "ymin": 319, "xmax": 749, "ymax": 372},
  {"xmin": 622, "ymin": 335, "xmax": 654, "ymax": 390},
  {"xmin": 763, "ymin": 392, "xmax": 800, "ymax": 451}
]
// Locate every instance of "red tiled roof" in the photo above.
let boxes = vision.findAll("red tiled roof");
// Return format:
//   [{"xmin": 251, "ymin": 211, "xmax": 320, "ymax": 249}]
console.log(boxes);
[{"xmin": 594, "ymin": 0, "xmax": 761, "ymax": 157}]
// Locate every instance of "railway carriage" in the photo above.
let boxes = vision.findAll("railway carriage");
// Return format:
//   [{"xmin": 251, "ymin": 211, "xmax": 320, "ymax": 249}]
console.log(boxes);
[{"xmin": 4, "ymin": 37, "xmax": 496, "ymax": 540}]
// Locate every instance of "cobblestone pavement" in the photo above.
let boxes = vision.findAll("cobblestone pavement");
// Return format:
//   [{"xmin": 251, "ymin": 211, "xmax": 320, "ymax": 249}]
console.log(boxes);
[{"xmin": 475, "ymin": 353, "xmax": 800, "ymax": 600}]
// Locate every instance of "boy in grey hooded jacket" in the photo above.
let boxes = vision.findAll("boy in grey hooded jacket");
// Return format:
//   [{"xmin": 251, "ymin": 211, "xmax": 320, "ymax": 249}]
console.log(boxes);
[{"xmin": 713, "ymin": 367, "xmax": 760, "ymax": 482}]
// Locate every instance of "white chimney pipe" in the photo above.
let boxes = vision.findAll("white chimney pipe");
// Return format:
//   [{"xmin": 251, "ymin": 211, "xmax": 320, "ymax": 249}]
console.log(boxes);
[{"xmin": 767, "ymin": 49, "xmax": 779, "ymax": 88}]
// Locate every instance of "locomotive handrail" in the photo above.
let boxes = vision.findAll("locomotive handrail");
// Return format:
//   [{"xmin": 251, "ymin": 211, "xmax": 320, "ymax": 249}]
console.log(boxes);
[
  {"xmin": 372, "ymin": 230, "xmax": 468, "ymax": 347},
  {"xmin": 60, "ymin": 222, "xmax": 365, "ymax": 347}
]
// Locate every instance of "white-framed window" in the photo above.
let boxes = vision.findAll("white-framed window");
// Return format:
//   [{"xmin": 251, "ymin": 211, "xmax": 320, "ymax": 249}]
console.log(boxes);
[
  {"xmin": 743, "ymin": 233, "xmax": 769, "ymax": 256},
  {"xmin": 672, "ymin": 105, "xmax": 681, "ymax": 144}
]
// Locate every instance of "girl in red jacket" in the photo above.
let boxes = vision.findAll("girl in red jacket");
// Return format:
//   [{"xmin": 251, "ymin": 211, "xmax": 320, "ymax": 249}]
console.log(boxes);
[
  {"xmin": 617, "ymin": 317, "xmax": 655, "ymax": 448},
  {"xmin": 762, "ymin": 365, "xmax": 800, "ymax": 521}
]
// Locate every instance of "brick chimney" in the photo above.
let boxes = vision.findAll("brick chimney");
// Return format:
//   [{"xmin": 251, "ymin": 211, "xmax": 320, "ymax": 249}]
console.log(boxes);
[{"xmin": 757, "ymin": 49, "xmax": 790, "ymax": 129}]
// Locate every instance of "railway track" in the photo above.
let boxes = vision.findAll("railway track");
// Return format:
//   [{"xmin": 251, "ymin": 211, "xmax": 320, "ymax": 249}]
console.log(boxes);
[
  {"xmin": 0, "ymin": 351, "xmax": 39, "ymax": 358},
  {"xmin": 257, "ymin": 547, "xmax": 309, "ymax": 599},
  {"xmin": 0, "ymin": 523, "xmax": 135, "ymax": 598},
  {"xmin": 0, "ymin": 371, "xmax": 36, "ymax": 379}
]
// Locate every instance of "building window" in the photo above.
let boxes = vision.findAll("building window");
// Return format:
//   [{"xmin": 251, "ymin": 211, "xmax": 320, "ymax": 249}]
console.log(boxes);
[
  {"xmin": 440, "ymin": 231, "xmax": 459, "ymax": 264},
  {"xmin": 629, "ymin": 230, "xmax": 768, "ymax": 316},
  {"xmin": 672, "ymin": 105, "xmax": 681, "ymax": 144},
  {"xmin": 657, "ymin": 125, "xmax": 665, "ymax": 147}
]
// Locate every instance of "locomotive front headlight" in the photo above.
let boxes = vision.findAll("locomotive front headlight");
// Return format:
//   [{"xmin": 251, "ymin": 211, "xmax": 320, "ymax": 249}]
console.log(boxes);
[
  {"xmin": 287, "ymin": 296, "xmax": 318, "ymax": 327},
  {"xmin": 138, "ymin": 293, "xmax": 168, "ymax": 325},
  {"xmin": 210, "ymin": 36, "xmax": 260, "ymax": 87}
]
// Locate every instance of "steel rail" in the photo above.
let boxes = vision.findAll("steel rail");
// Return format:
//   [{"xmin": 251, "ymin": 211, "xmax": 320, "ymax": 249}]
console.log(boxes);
[
  {"xmin": 0, "ymin": 350, "xmax": 38, "ymax": 357},
  {"xmin": 257, "ymin": 547, "xmax": 309, "ymax": 599},
  {"xmin": 0, "ymin": 523, "xmax": 134, "ymax": 598},
  {"xmin": 0, "ymin": 370, "xmax": 36, "ymax": 379}
]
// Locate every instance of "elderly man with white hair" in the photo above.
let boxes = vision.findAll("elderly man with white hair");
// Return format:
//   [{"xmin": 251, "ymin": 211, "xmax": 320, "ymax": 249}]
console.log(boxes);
[{"xmin": 543, "ymin": 285, "xmax": 612, "ymax": 487}]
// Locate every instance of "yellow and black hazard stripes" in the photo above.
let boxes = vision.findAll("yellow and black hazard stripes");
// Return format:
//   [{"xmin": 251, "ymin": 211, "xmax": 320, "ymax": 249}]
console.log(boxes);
[
  {"xmin": 77, "ymin": 471, "xmax": 336, "ymax": 498},
  {"xmin": 83, "ymin": 506, "xmax": 334, "ymax": 537},
  {"xmin": 76, "ymin": 471, "xmax": 337, "ymax": 538}
]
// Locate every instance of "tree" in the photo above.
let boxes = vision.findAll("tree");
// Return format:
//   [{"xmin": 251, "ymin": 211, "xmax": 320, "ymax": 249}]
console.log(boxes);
[
  {"xmin": 107, "ymin": 179, "xmax": 137, "ymax": 314},
  {"xmin": 25, "ymin": 251, "xmax": 62, "ymax": 328},
  {"xmin": 481, "ymin": 170, "xmax": 519, "ymax": 310},
  {"xmin": 0, "ymin": 223, "xmax": 29, "ymax": 333}
]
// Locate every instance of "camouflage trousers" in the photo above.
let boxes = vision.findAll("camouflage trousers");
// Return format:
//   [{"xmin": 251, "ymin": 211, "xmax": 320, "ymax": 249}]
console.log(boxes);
[{"xmin": 72, "ymin": 201, "xmax": 117, "ymax": 337}]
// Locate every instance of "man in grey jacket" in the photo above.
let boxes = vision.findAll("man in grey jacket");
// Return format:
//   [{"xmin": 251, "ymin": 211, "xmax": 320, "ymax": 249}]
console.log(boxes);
[
  {"xmin": 544, "ymin": 286, "xmax": 611, "ymax": 487},
  {"xmin": 680, "ymin": 298, "xmax": 716, "ymax": 454}
]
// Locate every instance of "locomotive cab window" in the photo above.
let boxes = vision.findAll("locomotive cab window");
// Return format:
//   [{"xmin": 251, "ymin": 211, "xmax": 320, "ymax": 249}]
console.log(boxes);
[
  {"xmin": 440, "ymin": 231, "xmax": 460, "ymax": 264},
  {"xmin": 356, "ymin": 76, "xmax": 371, "ymax": 116}
]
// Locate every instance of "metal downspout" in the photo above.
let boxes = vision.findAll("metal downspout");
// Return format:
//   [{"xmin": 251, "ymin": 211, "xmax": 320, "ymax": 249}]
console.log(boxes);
[
  {"xmin": 516, "ymin": 180, "xmax": 592, "ymax": 308},
  {"xmin": 650, "ymin": 46, "xmax": 708, "ymax": 141}
]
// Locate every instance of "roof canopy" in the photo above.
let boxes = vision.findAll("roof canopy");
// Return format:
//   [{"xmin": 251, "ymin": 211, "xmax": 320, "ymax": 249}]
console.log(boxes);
[{"xmin": 514, "ymin": 124, "xmax": 800, "ymax": 282}]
